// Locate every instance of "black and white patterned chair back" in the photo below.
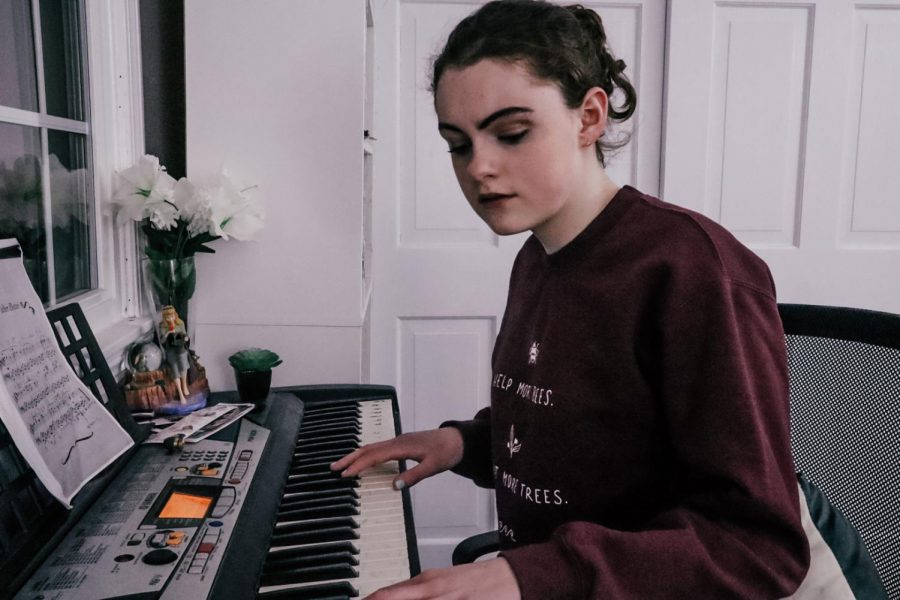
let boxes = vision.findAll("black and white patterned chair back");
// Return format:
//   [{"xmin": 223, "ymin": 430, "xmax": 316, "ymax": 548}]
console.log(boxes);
[{"xmin": 780, "ymin": 303, "xmax": 900, "ymax": 599}]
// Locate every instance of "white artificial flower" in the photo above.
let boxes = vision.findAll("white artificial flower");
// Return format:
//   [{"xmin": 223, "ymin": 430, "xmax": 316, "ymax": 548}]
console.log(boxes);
[
  {"xmin": 203, "ymin": 170, "xmax": 264, "ymax": 241},
  {"xmin": 172, "ymin": 177, "xmax": 214, "ymax": 236},
  {"xmin": 146, "ymin": 197, "xmax": 179, "ymax": 230},
  {"xmin": 112, "ymin": 155, "xmax": 176, "ymax": 224}
]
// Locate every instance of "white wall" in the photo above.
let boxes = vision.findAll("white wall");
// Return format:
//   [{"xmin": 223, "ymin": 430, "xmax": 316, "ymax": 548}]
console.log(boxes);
[{"xmin": 184, "ymin": 0, "xmax": 368, "ymax": 390}]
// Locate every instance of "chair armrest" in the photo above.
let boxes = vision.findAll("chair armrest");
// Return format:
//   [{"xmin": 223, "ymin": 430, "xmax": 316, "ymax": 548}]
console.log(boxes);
[{"xmin": 452, "ymin": 530, "xmax": 501, "ymax": 565}]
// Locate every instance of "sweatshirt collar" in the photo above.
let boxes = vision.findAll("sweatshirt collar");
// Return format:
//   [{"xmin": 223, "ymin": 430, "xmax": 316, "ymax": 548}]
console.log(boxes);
[{"xmin": 541, "ymin": 185, "xmax": 637, "ymax": 267}]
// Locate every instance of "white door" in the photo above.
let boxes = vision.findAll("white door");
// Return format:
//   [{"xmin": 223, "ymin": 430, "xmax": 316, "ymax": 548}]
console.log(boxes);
[
  {"xmin": 664, "ymin": 0, "xmax": 900, "ymax": 313},
  {"xmin": 370, "ymin": 0, "xmax": 667, "ymax": 569}
]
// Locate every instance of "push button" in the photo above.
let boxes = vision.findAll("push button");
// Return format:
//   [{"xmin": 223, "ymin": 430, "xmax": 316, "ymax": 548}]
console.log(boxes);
[
  {"xmin": 142, "ymin": 548, "xmax": 178, "ymax": 565},
  {"xmin": 166, "ymin": 531, "xmax": 187, "ymax": 546}
]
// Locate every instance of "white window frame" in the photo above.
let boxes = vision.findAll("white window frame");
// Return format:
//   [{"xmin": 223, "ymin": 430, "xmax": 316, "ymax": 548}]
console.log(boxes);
[{"xmin": 78, "ymin": 0, "xmax": 154, "ymax": 371}]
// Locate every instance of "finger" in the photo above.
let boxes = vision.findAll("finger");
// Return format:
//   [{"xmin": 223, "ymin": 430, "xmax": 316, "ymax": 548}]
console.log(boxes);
[
  {"xmin": 393, "ymin": 458, "xmax": 441, "ymax": 490},
  {"xmin": 364, "ymin": 577, "xmax": 436, "ymax": 600},
  {"xmin": 337, "ymin": 441, "xmax": 417, "ymax": 478},
  {"xmin": 330, "ymin": 439, "xmax": 397, "ymax": 472},
  {"xmin": 329, "ymin": 446, "xmax": 365, "ymax": 471}
]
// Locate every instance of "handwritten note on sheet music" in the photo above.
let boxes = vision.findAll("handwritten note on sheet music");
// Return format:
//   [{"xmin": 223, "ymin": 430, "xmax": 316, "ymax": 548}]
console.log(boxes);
[{"xmin": 0, "ymin": 239, "xmax": 133, "ymax": 508}]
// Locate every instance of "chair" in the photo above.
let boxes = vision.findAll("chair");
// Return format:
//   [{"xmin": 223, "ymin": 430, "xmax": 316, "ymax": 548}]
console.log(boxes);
[
  {"xmin": 451, "ymin": 303, "xmax": 899, "ymax": 598},
  {"xmin": 781, "ymin": 303, "xmax": 899, "ymax": 598}
]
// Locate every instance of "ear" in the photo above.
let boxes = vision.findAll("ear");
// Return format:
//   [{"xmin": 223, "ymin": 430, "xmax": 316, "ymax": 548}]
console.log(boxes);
[{"xmin": 578, "ymin": 87, "xmax": 608, "ymax": 148}]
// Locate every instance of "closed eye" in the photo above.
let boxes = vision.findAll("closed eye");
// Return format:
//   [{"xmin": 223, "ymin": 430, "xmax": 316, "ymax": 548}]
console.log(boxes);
[
  {"xmin": 448, "ymin": 142, "xmax": 471, "ymax": 156},
  {"xmin": 498, "ymin": 130, "xmax": 528, "ymax": 145}
]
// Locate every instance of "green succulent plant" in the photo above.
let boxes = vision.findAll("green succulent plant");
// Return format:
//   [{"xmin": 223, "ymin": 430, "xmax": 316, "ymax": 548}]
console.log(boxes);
[{"xmin": 228, "ymin": 348, "xmax": 282, "ymax": 371}]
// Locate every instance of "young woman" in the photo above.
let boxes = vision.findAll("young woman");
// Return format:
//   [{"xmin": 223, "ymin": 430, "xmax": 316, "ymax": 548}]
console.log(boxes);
[{"xmin": 333, "ymin": 2, "xmax": 808, "ymax": 597}]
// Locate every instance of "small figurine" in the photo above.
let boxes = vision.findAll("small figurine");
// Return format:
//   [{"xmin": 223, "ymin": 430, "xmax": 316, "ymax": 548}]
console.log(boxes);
[{"xmin": 159, "ymin": 305, "xmax": 190, "ymax": 403}]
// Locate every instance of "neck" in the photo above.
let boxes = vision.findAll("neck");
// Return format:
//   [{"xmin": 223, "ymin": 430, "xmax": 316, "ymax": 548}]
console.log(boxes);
[{"xmin": 534, "ymin": 162, "xmax": 620, "ymax": 255}]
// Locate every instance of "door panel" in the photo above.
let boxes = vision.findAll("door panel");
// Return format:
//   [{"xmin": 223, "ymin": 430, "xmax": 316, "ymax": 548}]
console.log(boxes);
[{"xmin": 664, "ymin": 0, "xmax": 900, "ymax": 313}]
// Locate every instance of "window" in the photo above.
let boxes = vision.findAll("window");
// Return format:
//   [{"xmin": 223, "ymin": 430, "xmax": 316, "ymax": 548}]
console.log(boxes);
[
  {"xmin": 1, "ymin": 0, "xmax": 94, "ymax": 303},
  {"xmin": 0, "ymin": 0, "xmax": 149, "ymax": 367}
]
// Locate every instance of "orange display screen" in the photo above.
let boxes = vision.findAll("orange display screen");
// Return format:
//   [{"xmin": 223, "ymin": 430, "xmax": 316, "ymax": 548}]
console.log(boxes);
[{"xmin": 159, "ymin": 492, "xmax": 213, "ymax": 519}]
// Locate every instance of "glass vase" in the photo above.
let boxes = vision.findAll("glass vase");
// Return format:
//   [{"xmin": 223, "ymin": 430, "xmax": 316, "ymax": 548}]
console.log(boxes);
[{"xmin": 144, "ymin": 256, "xmax": 196, "ymax": 332}]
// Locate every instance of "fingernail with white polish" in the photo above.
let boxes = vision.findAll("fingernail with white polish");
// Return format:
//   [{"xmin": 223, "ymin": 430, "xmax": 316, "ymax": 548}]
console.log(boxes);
[{"xmin": 393, "ymin": 479, "xmax": 406, "ymax": 490}]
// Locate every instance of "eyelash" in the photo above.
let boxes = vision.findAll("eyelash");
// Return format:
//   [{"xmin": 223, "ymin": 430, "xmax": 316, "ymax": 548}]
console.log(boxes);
[{"xmin": 447, "ymin": 130, "xmax": 529, "ymax": 155}]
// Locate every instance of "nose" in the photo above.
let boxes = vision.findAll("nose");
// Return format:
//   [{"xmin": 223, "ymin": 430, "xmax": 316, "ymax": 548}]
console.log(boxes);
[{"xmin": 465, "ymin": 143, "xmax": 498, "ymax": 181}]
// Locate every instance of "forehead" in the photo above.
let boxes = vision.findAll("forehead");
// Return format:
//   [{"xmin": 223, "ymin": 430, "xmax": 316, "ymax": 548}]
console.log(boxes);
[{"xmin": 434, "ymin": 59, "xmax": 566, "ymax": 126}]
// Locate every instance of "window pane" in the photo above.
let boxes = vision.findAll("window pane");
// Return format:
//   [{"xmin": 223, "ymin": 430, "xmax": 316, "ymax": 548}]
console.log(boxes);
[
  {"xmin": 48, "ymin": 130, "xmax": 92, "ymax": 298},
  {"xmin": 0, "ymin": 122, "xmax": 48, "ymax": 302},
  {"xmin": 40, "ymin": 0, "xmax": 85, "ymax": 121},
  {"xmin": 0, "ymin": 0, "xmax": 39, "ymax": 112}
]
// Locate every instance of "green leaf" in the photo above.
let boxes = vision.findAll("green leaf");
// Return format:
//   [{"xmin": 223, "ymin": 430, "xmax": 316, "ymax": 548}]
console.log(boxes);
[{"xmin": 228, "ymin": 348, "xmax": 282, "ymax": 371}]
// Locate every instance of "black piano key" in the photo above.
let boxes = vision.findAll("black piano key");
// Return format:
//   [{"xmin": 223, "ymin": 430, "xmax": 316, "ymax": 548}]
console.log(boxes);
[
  {"xmin": 302, "ymin": 407, "xmax": 360, "ymax": 421},
  {"xmin": 284, "ymin": 478, "xmax": 359, "ymax": 494},
  {"xmin": 292, "ymin": 452, "xmax": 350, "ymax": 466},
  {"xmin": 294, "ymin": 445, "xmax": 359, "ymax": 459},
  {"xmin": 274, "ymin": 516, "xmax": 359, "ymax": 534},
  {"xmin": 294, "ymin": 434, "xmax": 360, "ymax": 454},
  {"xmin": 259, "ymin": 563, "xmax": 359, "ymax": 588},
  {"xmin": 269, "ymin": 526, "xmax": 359, "ymax": 547},
  {"xmin": 257, "ymin": 580, "xmax": 359, "ymax": 599},
  {"xmin": 297, "ymin": 424, "xmax": 361, "ymax": 438},
  {"xmin": 281, "ymin": 487, "xmax": 360, "ymax": 503},
  {"xmin": 290, "ymin": 459, "xmax": 344, "ymax": 474},
  {"xmin": 295, "ymin": 439, "xmax": 361, "ymax": 453},
  {"xmin": 277, "ymin": 503, "xmax": 358, "ymax": 521},
  {"xmin": 296, "ymin": 432, "xmax": 361, "ymax": 445},
  {"xmin": 288, "ymin": 470, "xmax": 353, "ymax": 483},
  {"xmin": 263, "ymin": 550, "xmax": 358, "ymax": 573},
  {"xmin": 267, "ymin": 540, "xmax": 359, "ymax": 561},
  {"xmin": 278, "ymin": 494, "xmax": 360, "ymax": 514},
  {"xmin": 303, "ymin": 398, "xmax": 362, "ymax": 410},
  {"xmin": 300, "ymin": 415, "xmax": 360, "ymax": 429}
]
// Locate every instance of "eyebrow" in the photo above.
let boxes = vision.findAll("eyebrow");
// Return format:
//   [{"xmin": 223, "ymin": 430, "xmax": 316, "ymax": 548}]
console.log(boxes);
[{"xmin": 438, "ymin": 106, "xmax": 533, "ymax": 134}]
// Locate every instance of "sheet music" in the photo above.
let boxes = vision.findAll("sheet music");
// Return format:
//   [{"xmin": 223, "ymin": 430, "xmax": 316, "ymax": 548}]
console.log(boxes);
[
  {"xmin": 144, "ymin": 403, "xmax": 255, "ymax": 444},
  {"xmin": 0, "ymin": 239, "xmax": 134, "ymax": 508}
]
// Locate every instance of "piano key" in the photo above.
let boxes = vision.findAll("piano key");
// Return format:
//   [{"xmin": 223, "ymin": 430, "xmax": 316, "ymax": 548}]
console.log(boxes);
[
  {"xmin": 295, "ymin": 439, "xmax": 361, "ymax": 453},
  {"xmin": 269, "ymin": 525, "xmax": 359, "ymax": 547},
  {"xmin": 263, "ymin": 550, "xmax": 358, "ymax": 572},
  {"xmin": 278, "ymin": 493, "xmax": 360, "ymax": 512},
  {"xmin": 294, "ymin": 444, "xmax": 358, "ymax": 462},
  {"xmin": 298, "ymin": 425, "xmax": 361, "ymax": 439},
  {"xmin": 277, "ymin": 502, "xmax": 359, "ymax": 522},
  {"xmin": 274, "ymin": 516, "xmax": 360, "ymax": 533},
  {"xmin": 259, "ymin": 563, "xmax": 359, "ymax": 588},
  {"xmin": 296, "ymin": 432, "xmax": 361, "ymax": 445},
  {"xmin": 284, "ymin": 478, "xmax": 359, "ymax": 494},
  {"xmin": 267, "ymin": 540, "xmax": 360, "ymax": 562},
  {"xmin": 282, "ymin": 487, "xmax": 360, "ymax": 503},
  {"xmin": 257, "ymin": 580, "xmax": 359, "ymax": 599},
  {"xmin": 259, "ymin": 398, "xmax": 413, "ymax": 598}
]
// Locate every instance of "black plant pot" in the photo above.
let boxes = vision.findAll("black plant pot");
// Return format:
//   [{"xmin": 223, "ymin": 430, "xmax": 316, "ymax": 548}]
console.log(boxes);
[{"xmin": 234, "ymin": 368, "xmax": 272, "ymax": 411}]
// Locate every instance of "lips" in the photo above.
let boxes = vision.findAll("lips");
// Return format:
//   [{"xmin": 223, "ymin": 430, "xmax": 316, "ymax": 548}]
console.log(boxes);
[{"xmin": 478, "ymin": 192, "xmax": 515, "ymax": 204}]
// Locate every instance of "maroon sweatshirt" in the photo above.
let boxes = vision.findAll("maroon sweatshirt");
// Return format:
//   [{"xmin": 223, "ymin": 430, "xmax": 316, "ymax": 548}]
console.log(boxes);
[{"xmin": 444, "ymin": 186, "xmax": 808, "ymax": 598}]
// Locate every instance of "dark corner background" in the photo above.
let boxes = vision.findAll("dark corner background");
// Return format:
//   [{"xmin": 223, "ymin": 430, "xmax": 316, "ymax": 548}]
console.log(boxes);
[{"xmin": 139, "ymin": 0, "xmax": 185, "ymax": 179}]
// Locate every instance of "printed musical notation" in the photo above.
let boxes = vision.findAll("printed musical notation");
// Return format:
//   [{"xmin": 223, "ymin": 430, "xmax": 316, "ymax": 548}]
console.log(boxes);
[{"xmin": 0, "ymin": 239, "xmax": 133, "ymax": 508}]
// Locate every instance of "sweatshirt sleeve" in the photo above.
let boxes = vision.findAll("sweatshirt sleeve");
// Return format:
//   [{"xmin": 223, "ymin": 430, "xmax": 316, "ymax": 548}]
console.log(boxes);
[
  {"xmin": 500, "ymin": 273, "xmax": 808, "ymax": 599},
  {"xmin": 440, "ymin": 407, "xmax": 494, "ymax": 488}
]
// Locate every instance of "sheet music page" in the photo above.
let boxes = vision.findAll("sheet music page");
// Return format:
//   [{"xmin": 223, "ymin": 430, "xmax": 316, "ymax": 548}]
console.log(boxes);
[
  {"xmin": 0, "ymin": 239, "xmax": 134, "ymax": 508},
  {"xmin": 143, "ymin": 403, "xmax": 255, "ymax": 444}
]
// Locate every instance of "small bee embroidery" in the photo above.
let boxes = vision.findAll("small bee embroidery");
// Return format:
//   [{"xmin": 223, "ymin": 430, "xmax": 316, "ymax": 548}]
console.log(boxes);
[
  {"xmin": 528, "ymin": 341, "xmax": 540, "ymax": 365},
  {"xmin": 507, "ymin": 424, "xmax": 522, "ymax": 458}
]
